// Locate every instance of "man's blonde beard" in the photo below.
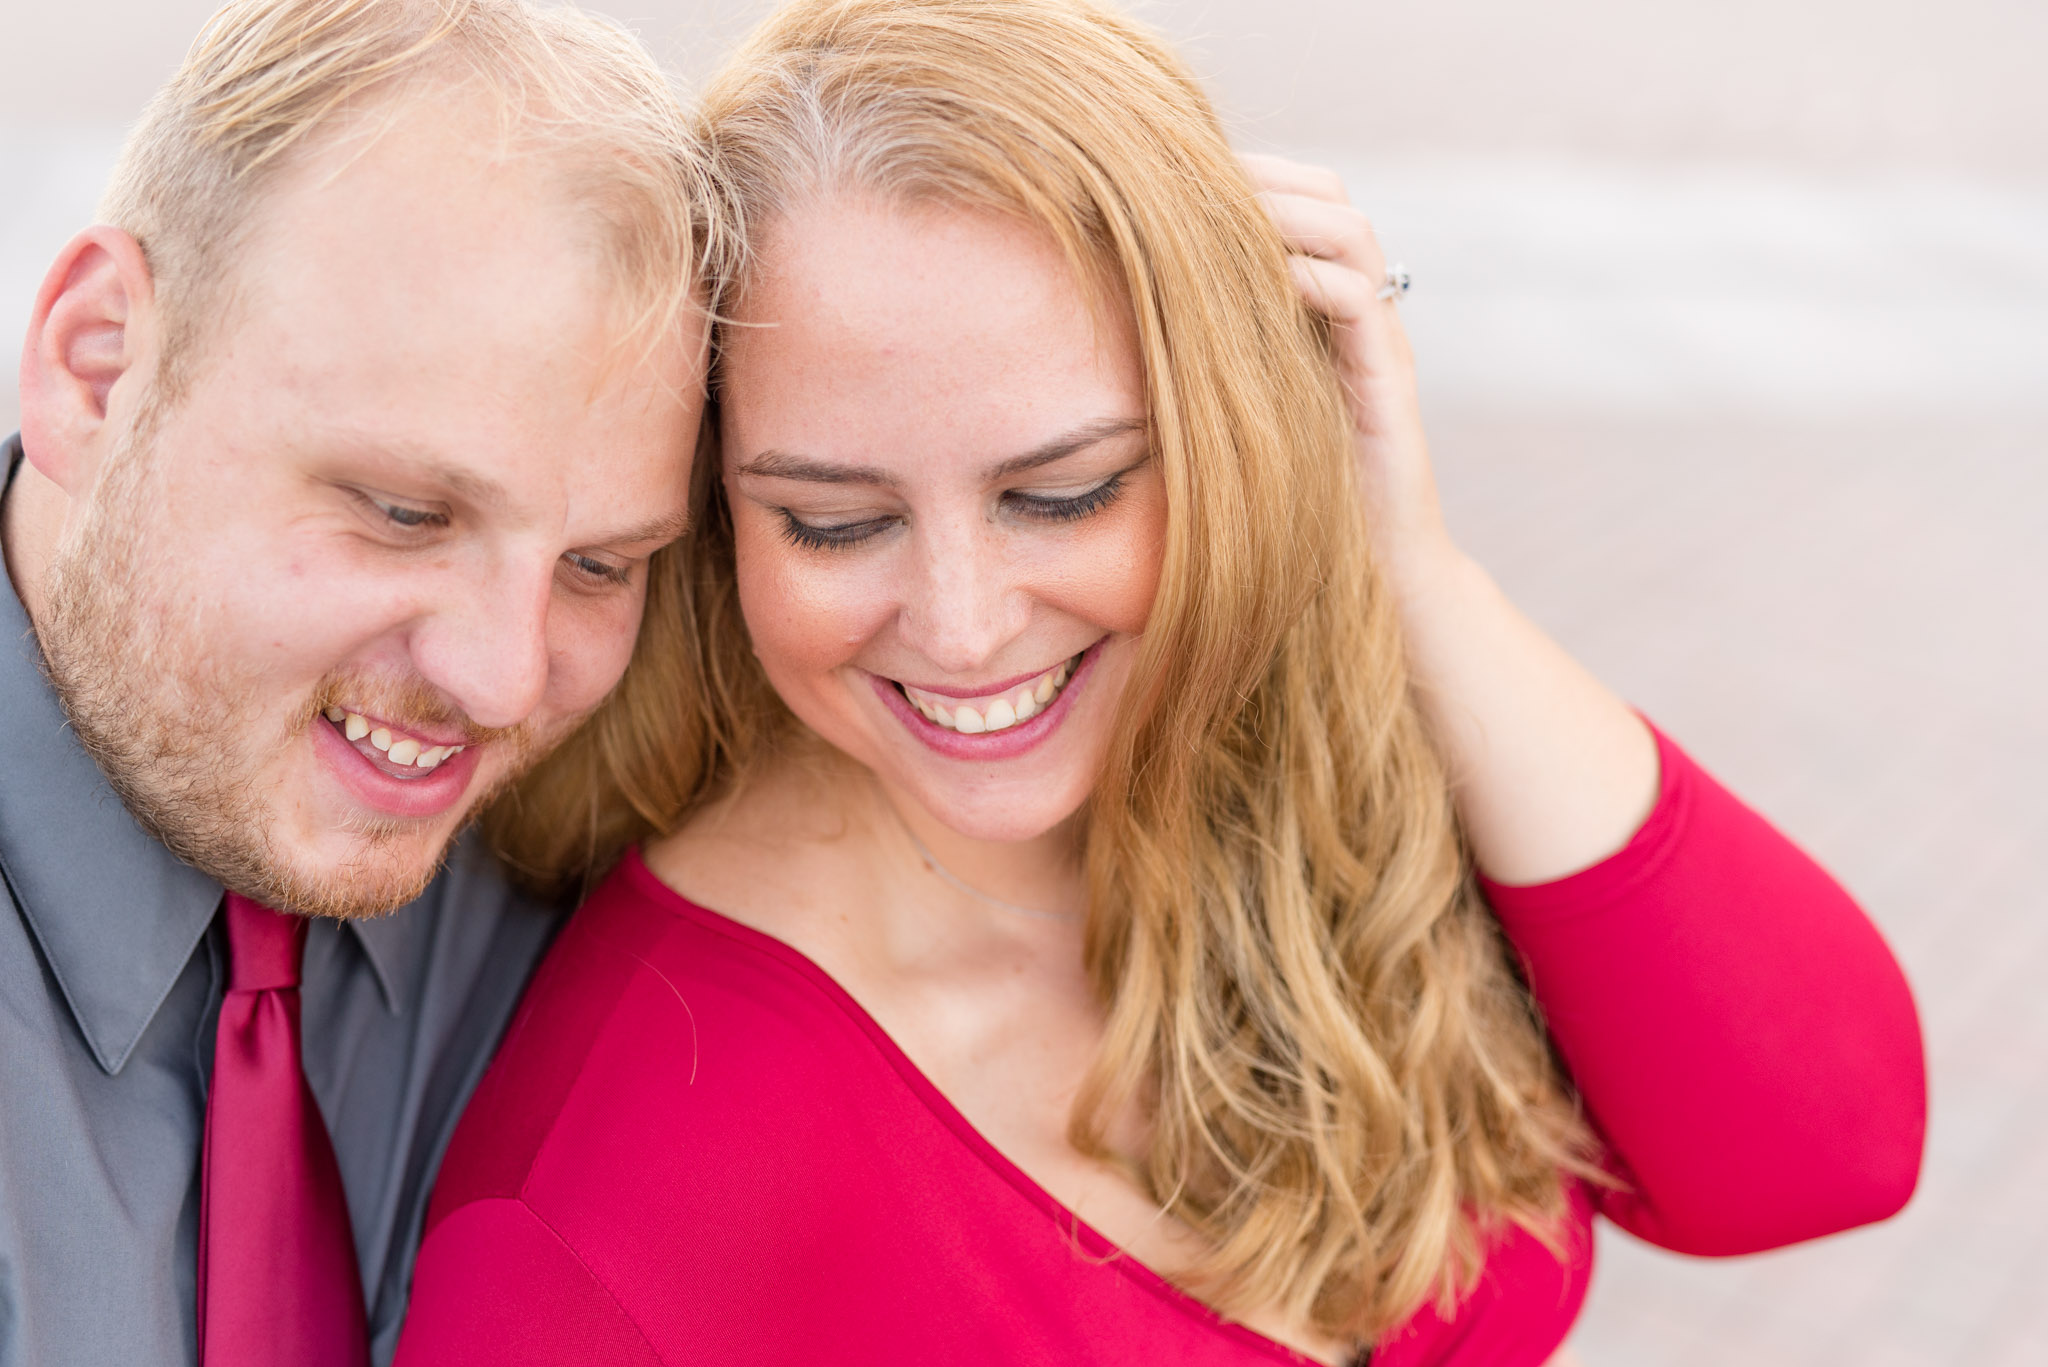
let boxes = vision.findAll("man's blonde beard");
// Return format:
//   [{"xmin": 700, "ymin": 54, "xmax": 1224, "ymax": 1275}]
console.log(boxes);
[{"xmin": 36, "ymin": 403, "xmax": 534, "ymax": 918}]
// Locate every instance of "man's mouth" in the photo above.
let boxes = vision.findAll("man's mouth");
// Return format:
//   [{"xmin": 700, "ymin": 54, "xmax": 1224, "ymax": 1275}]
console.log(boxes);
[
  {"xmin": 894, "ymin": 651, "xmax": 1085, "ymax": 735},
  {"xmin": 322, "ymin": 705, "xmax": 468, "ymax": 776}
]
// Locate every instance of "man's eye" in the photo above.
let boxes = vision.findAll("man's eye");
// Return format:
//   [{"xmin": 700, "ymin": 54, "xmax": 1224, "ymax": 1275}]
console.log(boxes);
[
  {"xmin": 566, "ymin": 553, "xmax": 634, "ymax": 586},
  {"xmin": 367, "ymin": 495, "xmax": 446, "ymax": 530}
]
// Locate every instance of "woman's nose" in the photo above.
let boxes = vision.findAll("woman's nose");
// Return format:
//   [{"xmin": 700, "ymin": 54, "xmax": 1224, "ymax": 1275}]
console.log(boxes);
[{"xmin": 897, "ymin": 522, "xmax": 1029, "ymax": 676}]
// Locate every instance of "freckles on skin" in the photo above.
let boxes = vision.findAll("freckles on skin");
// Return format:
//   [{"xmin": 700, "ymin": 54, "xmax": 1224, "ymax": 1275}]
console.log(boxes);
[
  {"xmin": 734, "ymin": 522, "xmax": 886, "ymax": 705},
  {"xmin": 1015, "ymin": 496, "xmax": 1164, "ymax": 642},
  {"xmin": 717, "ymin": 199, "xmax": 1171, "ymax": 844}
]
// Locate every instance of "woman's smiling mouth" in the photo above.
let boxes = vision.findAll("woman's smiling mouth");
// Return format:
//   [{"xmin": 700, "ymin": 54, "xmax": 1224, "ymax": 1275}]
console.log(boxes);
[
  {"xmin": 896, "ymin": 651, "xmax": 1083, "ymax": 734},
  {"xmin": 869, "ymin": 641, "xmax": 1105, "ymax": 759}
]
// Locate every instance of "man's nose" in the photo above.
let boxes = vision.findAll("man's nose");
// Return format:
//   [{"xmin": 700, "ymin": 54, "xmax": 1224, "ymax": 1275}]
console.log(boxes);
[
  {"xmin": 898, "ymin": 522, "xmax": 1029, "ymax": 676},
  {"xmin": 408, "ymin": 559, "xmax": 554, "ymax": 731}
]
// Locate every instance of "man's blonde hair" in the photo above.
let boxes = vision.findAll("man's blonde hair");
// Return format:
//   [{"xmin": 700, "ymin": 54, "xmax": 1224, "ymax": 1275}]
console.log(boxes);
[{"xmin": 99, "ymin": 0, "xmax": 719, "ymax": 394}]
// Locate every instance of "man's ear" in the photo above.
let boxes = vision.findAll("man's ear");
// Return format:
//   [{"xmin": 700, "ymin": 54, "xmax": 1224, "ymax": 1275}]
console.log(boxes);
[{"xmin": 16, "ymin": 226, "xmax": 159, "ymax": 493}]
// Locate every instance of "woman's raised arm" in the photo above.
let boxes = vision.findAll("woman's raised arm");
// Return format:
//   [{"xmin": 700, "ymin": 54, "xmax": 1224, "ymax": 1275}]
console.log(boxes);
[
  {"xmin": 1245, "ymin": 152, "xmax": 1658, "ymax": 886},
  {"xmin": 1246, "ymin": 155, "xmax": 1924, "ymax": 1250}
]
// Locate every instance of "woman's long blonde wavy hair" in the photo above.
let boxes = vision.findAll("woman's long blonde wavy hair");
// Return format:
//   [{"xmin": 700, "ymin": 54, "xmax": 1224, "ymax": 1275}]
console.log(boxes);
[{"xmin": 488, "ymin": 0, "xmax": 1595, "ymax": 1343}]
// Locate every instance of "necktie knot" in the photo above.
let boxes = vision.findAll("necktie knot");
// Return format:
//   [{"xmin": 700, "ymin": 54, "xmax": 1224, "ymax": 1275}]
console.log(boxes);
[{"xmin": 223, "ymin": 893, "xmax": 307, "ymax": 992}]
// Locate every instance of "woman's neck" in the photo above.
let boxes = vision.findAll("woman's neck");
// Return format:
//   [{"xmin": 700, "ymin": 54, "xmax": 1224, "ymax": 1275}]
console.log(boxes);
[
  {"xmin": 651, "ymin": 747, "xmax": 1090, "ymax": 977},
  {"xmin": 874, "ymin": 770, "xmax": 1088, "ymax": 926}
]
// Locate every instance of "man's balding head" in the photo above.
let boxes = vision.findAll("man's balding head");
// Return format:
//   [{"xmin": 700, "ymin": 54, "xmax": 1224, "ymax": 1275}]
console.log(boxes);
[
  {"xmin": 8, "ymin": 0, "xmax": 713, "ymax": 917},
  {"xmin": 100, "ymin": 0, "xmax": 719, "ymax": 398}
]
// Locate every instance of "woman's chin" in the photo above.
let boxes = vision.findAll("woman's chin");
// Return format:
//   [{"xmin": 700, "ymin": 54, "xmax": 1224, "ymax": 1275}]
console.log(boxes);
[{"xmin": 892, "ymin": 780, "xmax": 1089, "ymax": 848}]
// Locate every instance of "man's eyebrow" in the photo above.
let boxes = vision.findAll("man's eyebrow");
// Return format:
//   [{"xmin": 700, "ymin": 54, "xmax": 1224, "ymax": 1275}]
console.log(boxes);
[
  {"xmin": 309, "ymin": 437, "xmax": 519, "ymax": 511},
  {"xmin": 317, "ymin": 442, "xmax": 689, "ymax": 550},
  {"xmin": 597, "ymin": 510, "xmax": 692, "ymax": 548},
  {"xmin": 736, "ymin": 417, "xmax": 1149, "ymax": 488},
  {"xmin": 374, "ymin": 454, "xmax": 517, "ymax": 511}
]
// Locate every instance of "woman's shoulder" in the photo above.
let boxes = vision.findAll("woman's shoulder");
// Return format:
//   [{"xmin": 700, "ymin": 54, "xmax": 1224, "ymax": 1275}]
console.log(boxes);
[
  {"xmin": 641, "ymin": 756, "xmax": 873, "ymax": 934},
  {"xmin": 419, "ymin": 851, "xmax": 751, "ymax": 1225}
]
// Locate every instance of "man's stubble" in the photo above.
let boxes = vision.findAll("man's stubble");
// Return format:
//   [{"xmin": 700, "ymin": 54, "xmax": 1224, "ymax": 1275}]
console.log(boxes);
[{"xmin": 36, "ymin": 399, "xmax": 544, "ymax": 918}]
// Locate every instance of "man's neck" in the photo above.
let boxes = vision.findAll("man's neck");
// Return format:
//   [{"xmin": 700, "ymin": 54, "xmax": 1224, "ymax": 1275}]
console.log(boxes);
[{"xmin": 1, "ymin": 447, "xmax": 62, "ymax": 631}]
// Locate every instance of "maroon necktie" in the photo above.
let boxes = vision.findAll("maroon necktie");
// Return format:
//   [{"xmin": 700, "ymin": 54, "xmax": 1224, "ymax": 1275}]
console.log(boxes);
[{"xmin": 197, "ymin": 894, "xmax": 370, "ymax": 1367}]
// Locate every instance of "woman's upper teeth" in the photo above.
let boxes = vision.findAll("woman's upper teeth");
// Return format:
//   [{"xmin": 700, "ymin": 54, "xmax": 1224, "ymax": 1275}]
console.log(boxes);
[
  {"xmin": 324, "ymin": 705, "xmax": 466, "ymax": 770},
  {"xmin": 901, "ymin": 658, "xmax": 1074, "ymax": 735}
]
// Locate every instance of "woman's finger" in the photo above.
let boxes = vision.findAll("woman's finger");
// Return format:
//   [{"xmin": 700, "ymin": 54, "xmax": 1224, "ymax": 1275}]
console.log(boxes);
[
  {"xmin": 1261, "ymin": 190, "xmax": 1387, "ymax": 279},
  {"xmin": 1287, "ymin": 254, "xmax": 1416, "ymax": 381},
  {"xmin": 1286, "ymin": 255, "xmax": 1383, "ymax": 329},
  {"xmin": 1240, "ymin": 151, "xmax": 1350, "ymax": 206}
]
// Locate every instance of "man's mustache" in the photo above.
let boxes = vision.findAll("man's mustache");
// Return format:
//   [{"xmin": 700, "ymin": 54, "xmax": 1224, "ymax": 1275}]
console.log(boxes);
[{"xmin": 307, "ymin": 672, "xmax": 530, "ymax": 751}]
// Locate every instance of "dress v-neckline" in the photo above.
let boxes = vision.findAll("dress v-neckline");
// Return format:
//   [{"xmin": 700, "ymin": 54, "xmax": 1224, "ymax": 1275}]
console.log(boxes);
[{"xmin": 620, "ymin": 845, "xmax": 1340, "ymax": 1366}]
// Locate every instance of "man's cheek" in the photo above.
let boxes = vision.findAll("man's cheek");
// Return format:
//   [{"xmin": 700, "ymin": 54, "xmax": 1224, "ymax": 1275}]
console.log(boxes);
[
  {"xmin": 550, "ymin": 601, "xmax": 645, "ymax": 716},
  {"xmin": 243, "ymin": 597, "xmax": 382, "ymax": 682}
]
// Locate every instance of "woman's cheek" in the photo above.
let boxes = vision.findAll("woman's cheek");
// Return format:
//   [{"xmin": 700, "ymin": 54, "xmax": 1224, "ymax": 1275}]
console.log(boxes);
[
  {"xmin": 1109, "ymin": 485, "xmax": 1169, "ymax": 633},
  {"xmin": 1036, "ymin": 490, "xmax": 1165, "ymax": 638},
  {"xmin": 733, "ymin": 523, "xmax": 892, "ymax": 677}
]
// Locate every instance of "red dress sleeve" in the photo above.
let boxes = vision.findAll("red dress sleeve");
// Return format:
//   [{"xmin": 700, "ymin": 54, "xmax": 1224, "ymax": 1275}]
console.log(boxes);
[
  {"xmin": 395, "ymin": 1199, "xmax": 664, "ymax": 1366},
  {"xmin": 1481, "ymin": 723, "xmax": 1927, "ymax": 1254}
]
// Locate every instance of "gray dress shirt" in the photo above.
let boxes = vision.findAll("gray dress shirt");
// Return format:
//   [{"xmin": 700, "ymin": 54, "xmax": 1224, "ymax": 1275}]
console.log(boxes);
[{"xmin": 0, "ymin": 434, "xmax": 566, "ymax": 1365}]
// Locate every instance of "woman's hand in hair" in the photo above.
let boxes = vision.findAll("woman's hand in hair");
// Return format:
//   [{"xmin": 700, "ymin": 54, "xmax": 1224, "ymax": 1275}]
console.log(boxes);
[
  {"xmin": 1242, "ymin": 152, "xmax": 1451, "ymax": 595},
  {"xmin": 1247, "ymin": 151, "xmax": 1659, "ymax": 886}
]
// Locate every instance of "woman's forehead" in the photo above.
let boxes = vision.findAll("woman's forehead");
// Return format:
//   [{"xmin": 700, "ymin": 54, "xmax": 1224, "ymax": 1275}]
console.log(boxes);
[{"xmin": 738, "ymin": 198, "xmax": 1120, "ymax": 357}]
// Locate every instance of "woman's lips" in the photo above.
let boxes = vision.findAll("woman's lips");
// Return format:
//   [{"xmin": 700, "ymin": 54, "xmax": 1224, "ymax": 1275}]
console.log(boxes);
[
  {"xmin": 869, "ymin": 640, "xmax": 1103, "ymax": 762},
  {"xmin": 898, "ymin": 653, "xmax": 1078, "ymax": 734}
]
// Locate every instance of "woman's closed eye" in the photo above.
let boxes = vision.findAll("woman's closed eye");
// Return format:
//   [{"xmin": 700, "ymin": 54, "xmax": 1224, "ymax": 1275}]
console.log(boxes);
[
  {"xmin": 776, "ymin": 510, "xmax": 899, "ymax": 551},
  {"xmin": 774, "ymin": 468, "xmax": 1134, "ymax": 552},
  {"xmin": 1003, "ymin": 468, "xmax": 1128, "ymax": 523}
]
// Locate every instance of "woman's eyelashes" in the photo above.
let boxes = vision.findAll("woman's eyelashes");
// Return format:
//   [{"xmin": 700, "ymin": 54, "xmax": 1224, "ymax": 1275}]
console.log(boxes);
[
  {"xmin": 776, "ymin": 511, "xmax": 896, "ymax": 551},
  {"xmin": 773, "ymin": 468, "xmax": 1133, "ymax": 552},
  {"xmin": 1005, "ymin": 469, "xmax": 1127, "ymax": 523}
]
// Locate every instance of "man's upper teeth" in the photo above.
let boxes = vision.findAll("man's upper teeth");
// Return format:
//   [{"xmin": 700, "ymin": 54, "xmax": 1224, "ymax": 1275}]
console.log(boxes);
[
  {"xmin": 903, "ymin": 658, "xmax": 1074, "ymax": 735},
  {"xmin": 329, "ymin": 709, "xmax": 466, "ymax": 769}
]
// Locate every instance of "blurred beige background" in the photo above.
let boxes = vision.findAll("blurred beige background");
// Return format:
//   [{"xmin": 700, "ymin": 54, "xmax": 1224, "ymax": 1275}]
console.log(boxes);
[{"xmin": 4, "ymin": 3, "xmax": 2045, "ymax": 1364}]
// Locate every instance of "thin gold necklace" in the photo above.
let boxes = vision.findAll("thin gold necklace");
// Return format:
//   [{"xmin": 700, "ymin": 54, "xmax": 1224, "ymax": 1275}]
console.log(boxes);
[{"xmin": 893, "ymin": 811, "xmax": 1083, "ymax": 923}]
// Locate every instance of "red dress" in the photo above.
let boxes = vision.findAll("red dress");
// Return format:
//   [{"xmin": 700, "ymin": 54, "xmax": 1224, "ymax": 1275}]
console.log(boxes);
[{"xmin": 395, "ymin": 727, "xmax": 1924, "ymax": 1365}]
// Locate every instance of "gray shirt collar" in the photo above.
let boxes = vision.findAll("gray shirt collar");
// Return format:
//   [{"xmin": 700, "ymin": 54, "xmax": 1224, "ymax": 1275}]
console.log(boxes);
[{"xmin": 0, "ymin": 433, "xmax": 410, "ymax": 1072}]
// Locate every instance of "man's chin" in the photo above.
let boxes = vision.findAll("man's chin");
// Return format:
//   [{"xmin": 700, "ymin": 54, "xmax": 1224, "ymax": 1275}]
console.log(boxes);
[
  {"xmin": 242, "ymin": 842, "xmax": 452, "ymax": 919},
  {"xmin": 246, "ymin": 809, "xmax": 470, "ymax": 918},
  {"xmin": 243, "ymin": 727, "xmax": 546, "ymax": 916}
]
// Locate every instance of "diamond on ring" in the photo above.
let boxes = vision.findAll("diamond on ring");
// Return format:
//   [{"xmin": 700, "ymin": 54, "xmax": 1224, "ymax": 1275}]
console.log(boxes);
[{"xmin": 1376, "ymin": 264, "xmax": 1411, "ymax": 301}]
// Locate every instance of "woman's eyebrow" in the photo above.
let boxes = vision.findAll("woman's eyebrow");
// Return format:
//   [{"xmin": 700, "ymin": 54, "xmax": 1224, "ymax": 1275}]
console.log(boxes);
[
  {"xmin": 737, "ymin": 417, "xmax": 1147, "ymax": 489},
  {"xmin": 737, "ymin": 451, "xmax": 899, "ymax": 487},
  {"xmin": 982, "ymin": 417, "xmax": 1147, "ymax": 481}
]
